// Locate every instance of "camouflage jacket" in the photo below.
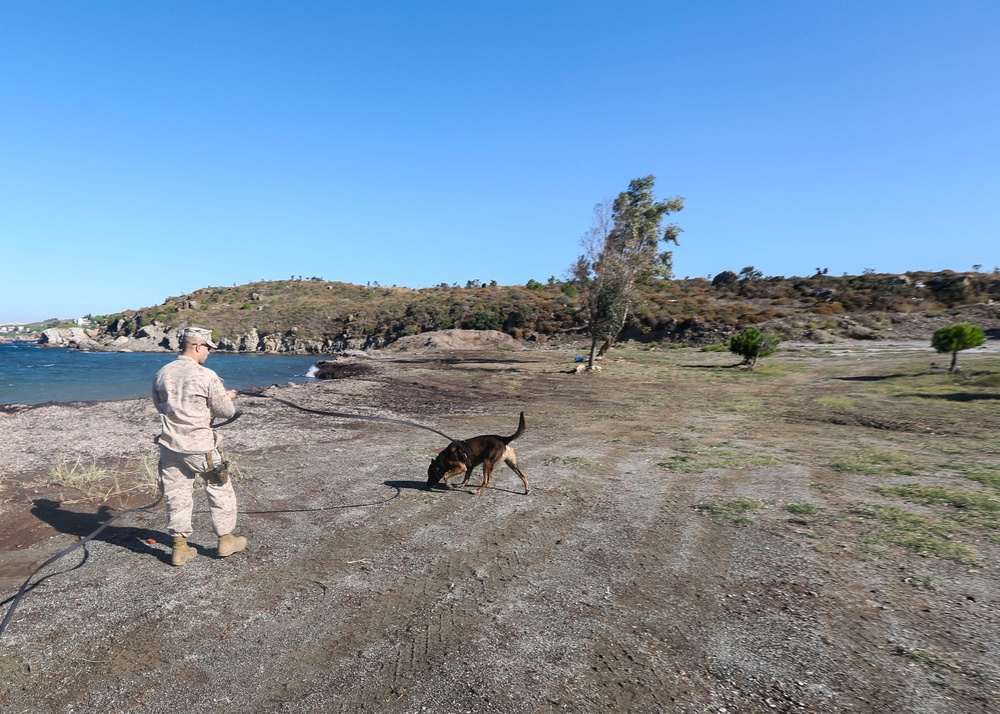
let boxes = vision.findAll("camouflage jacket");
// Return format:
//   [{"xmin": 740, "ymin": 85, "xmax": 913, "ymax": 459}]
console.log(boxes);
[{"xmin": 152, "ymin": 356, "xmax": 235, "ymax": 453}]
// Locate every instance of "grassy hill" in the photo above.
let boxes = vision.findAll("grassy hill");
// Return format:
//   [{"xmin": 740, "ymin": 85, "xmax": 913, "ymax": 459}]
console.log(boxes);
[{"xmin": 92, "ymin": 270, "xmax": 1000, "ymax": 351}]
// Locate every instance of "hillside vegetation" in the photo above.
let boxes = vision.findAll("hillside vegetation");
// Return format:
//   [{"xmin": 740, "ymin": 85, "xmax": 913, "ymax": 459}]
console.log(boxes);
[{"xmin": 92, "ymin": 270, "xmax": 1000, "ymax": 353}]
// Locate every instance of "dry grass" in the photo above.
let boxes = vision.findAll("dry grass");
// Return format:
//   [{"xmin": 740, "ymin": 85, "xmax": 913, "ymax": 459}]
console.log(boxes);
[{"xmin": 44, "ymin": 455, "xmax": 159, "ymax": 504}]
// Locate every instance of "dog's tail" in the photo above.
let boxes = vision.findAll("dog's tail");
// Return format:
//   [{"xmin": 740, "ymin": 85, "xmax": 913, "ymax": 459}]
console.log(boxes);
[{"xmin": 503, "ymin": 411, "xmax": 525, "ymax": 444}]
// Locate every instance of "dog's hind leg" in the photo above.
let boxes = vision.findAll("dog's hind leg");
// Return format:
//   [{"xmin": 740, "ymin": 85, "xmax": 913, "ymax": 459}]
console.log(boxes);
[{"xmin": 503, "ymin": 447, "xmax": 530, "ymax": 495}]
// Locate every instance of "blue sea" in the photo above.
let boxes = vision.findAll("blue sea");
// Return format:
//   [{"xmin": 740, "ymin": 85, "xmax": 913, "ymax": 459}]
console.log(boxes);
[{"xmin": 0, "ymin": 341, "xmax": 322, "ymax": 405}]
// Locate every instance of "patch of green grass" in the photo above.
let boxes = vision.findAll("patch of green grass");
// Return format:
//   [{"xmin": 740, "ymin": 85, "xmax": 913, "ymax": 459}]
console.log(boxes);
[
  {"xmin": 785, "ymin": 502, "xmax": 824, "ymax": 526},
  {"xmin": 693, "ymin": 498, "xmax": 767, "ymax": 526},
  {"xmin": 825, "ymin": 447, "xmax": 912, "ymax": 476},
  {"xmin": 966, "ymin": 370, "xmax": 1000, "ymax": 389},
  {"xmin": 786, "ymin": 502, "xmax": 821, "ymax": 516},
  {"xmin": 875, "ymin": 483, "xmax": 1000, "ymax": 544},
  {"xmin": 816, "ymin": 395, "xmax": 855, "ymax": 409},
  {"xmin": 959, "ymin": 469, "xmax": 1000, "ymax": 489},
  {"xmin": 656, "ymin": 443, "xmax": 784, "ymax": 473},
  {"xmin": 657, "ymin": 455, "xmax": 699, "ymax": 472},
  {"xmin": 722, "ymin": 395, "xmax": 763, "ymax": 412},
  {"xmin": 850, "ymin": 504, "xmax": 982, "ymax": 565},
  {"xmin": 747, "ymin": 362, "xmax": 797, "ymax": 378},
  {"xmin": 876, "ymin": 484, "xmax": 1000, "ymax": 511},
  {"xmin": 483, "ymin": 374, "xmax": 524, "ymax": 390},
  {"xmin": 865, "ymin": 358, "xmax": 1000, "ymax": 412}
]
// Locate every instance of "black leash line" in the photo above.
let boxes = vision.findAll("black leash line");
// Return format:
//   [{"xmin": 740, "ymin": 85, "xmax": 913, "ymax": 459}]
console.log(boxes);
[
  {"xmin": 0, "ymin": 413, "xmax": 245, "ymax": 640},
  {"xmin": 1, "ymin": 394, "xmax": 465, "ymax": 641},
  {"xmin": 235, "ymin": 391, "xmax": 476, "ymax": 466},
  {"xmin": 239, "ymin": 485, "xmax": 402, "ymax": 515},
  {"xmin": 0, "ymin": 487, "xmax": 164, "ymax": 641},
  {"xmin": 235, "ymin": 390, "xmax": 464, "ymax": 444}
]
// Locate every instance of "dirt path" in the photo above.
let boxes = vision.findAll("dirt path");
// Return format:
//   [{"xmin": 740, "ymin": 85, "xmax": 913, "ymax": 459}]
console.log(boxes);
[{"xmin": 1, "ymin": 345, "xmax": 998, "ymax": 712}]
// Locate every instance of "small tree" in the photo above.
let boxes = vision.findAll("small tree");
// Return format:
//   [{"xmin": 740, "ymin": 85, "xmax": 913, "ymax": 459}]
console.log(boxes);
[
  {"xmin": 932, "ymin": 323, "xmax": 985, "ymax": 372},
  {"xmin": 729, "ymin": 327, "xmax": 780, "ymax": 370},
  {"xmin": 571, "ymin": 175, "xmax": 684, "ymax": 369}
]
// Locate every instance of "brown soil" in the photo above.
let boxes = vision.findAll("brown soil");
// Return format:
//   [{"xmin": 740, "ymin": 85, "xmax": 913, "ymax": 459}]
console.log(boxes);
[{"xmin": 1, "ymin": 341, "xmax": 998, "ymax": 713}]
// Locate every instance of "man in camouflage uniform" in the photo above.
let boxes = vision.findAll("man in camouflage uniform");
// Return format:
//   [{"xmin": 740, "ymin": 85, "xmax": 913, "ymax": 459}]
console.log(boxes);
[{"xmin": 153, "ymin": 326, "xmax": 248, "ymax": 566}]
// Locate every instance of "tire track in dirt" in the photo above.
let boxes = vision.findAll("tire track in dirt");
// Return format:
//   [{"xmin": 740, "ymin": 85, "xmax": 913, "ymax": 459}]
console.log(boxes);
[
  {"xmin": 566, "ymin": 455, "xmax": 739, "ymax": 712},
  {"xmin": 208, "ymin": 434, "xmax": 595, "ymax": 712}
]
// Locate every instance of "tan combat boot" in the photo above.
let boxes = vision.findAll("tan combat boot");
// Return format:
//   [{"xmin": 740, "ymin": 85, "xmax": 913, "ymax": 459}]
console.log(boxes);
[
  {"xmin": 217, "ymin": 533, "xmax": 248, "ymax": 558},
  {"xmin": 171, "ymin": 536, "xmax": 197, "ymax": 567}
]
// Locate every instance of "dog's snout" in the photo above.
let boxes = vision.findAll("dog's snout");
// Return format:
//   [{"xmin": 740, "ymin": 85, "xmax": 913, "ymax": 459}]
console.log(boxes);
[{"xmin": 426, "ymin": 461, "xmax": 442, "ymax": 488}]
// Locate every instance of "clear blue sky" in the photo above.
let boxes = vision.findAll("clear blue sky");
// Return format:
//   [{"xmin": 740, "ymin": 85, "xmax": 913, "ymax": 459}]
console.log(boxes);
[{"xmin": 1, "ymin": 1, "xmax": 997, "ymax": 323}]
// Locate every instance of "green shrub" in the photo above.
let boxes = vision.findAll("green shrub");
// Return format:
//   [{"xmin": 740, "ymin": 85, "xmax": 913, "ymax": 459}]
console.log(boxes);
[
  {"xmin": 932, "ymin": 323, "xmax": 985, "ymax": 372},
  {"xmin": 729, "ymin": 327, "xmax": 780, "ymax": 369}
]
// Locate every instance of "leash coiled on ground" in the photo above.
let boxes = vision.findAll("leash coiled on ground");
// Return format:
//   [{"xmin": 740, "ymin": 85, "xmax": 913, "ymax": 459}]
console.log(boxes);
[
  {"xmin": 0, "ymin": 411, "xmax": 243, "ymax": 641},
  {"xmin": 0, "ymin": 396, "xmax": 466, "ymax": 640}
]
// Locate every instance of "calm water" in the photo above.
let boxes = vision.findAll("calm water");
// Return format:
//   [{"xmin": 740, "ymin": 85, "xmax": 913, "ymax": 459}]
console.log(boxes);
[{"xmin": 0, "ymin": 341, "xmax": 322, "ymax": 405}]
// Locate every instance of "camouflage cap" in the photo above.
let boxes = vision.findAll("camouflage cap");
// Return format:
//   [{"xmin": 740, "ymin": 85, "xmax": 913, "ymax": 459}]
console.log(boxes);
[{"xmin": 181, "ymin": 326, "xmax": 218, "ymax": 348}]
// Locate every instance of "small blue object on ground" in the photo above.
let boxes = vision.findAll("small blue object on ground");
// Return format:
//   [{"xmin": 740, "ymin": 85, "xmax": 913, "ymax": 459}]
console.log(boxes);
[{"xmin": 574, "ymin": 357, "xmax": 585, "ymax": 362}]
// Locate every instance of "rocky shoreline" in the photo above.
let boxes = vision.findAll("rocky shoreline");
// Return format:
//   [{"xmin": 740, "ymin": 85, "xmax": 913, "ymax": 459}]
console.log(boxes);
[{"xmin": 35, "ymin": 324, "xmax": 352, "ymax": 355}]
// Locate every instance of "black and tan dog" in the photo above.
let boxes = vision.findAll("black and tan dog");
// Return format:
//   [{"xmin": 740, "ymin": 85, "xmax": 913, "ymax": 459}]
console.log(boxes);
[{"xmin": 426, "ymin": 412, "xmax": 530, "ymax": 495}]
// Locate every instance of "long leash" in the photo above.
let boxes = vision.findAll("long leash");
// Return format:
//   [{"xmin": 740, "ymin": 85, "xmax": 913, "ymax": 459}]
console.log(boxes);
[
  {"xmin": 237, "ymin": 391, "xmax": 476, "ymax": 471},
  {"xmin": 0, "ymin": 396, "xmax": 466, "ymax": 641},
  {"xmin": 235, "ymin": 390, "xmax": 465, "ymax": 444},
  {"xmin": 0, "ymin": 487, "xmax": 164, "ymax": 641}
]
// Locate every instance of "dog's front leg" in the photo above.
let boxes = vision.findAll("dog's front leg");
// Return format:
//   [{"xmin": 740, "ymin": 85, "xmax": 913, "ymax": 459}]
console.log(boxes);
[
  {"xmin": 442, "ymin": 466, "xmax": 466, "ymax": 490},
  {"xmin": 473, "ymin": 462, "xmax": 493, "ymax": 494}
]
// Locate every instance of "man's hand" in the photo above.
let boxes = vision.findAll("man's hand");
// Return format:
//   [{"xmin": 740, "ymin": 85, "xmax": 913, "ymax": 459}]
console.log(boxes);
[{"xmin": 227, "ymin": 390, "xmax": 238, "ymax": 400}]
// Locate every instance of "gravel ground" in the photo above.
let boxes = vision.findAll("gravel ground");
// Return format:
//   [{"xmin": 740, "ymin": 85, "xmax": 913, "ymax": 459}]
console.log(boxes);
[{"xmin": 1, "ymin": 343, "xmax": 998, "ymax": 713}]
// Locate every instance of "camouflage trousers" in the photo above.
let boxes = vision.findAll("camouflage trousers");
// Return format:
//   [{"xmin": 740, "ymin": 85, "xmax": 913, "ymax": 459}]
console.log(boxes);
[{"xmin": 158, "ymin": 445, "xmax": 238, "ymax": 538}]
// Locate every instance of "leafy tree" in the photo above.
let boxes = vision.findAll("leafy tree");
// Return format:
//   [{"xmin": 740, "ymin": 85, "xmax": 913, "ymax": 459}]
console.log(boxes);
[
  {"xmin": 729, "ymin": 327, "xmax": 780, "ymax": 370},
  {"xmin": 932, "ymin": 323, "xmax": 985, "ymax": 372},
  {"xmin": 571, "ymin": 175, "xmax": 684, "ymax": 369},
  {"xmin": 463, "ymin": 306, "xmax": 504, "ymax": 331}
]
